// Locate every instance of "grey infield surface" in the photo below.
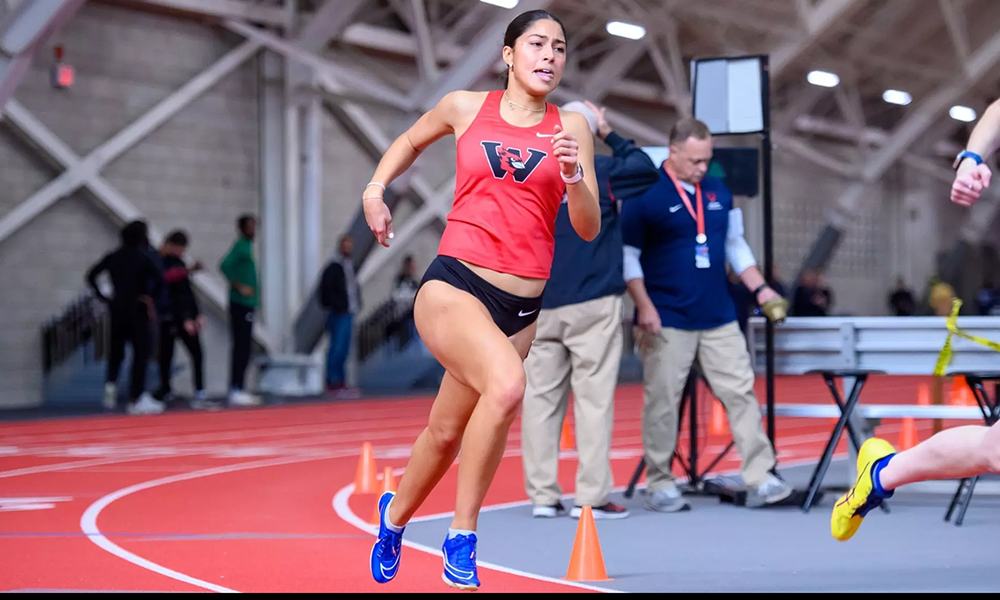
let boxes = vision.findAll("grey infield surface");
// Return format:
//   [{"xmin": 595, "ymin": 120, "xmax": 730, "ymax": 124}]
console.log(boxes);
[{"xmin": 402, "ymin": 460, "xmax": 1000, "ymax": 592}]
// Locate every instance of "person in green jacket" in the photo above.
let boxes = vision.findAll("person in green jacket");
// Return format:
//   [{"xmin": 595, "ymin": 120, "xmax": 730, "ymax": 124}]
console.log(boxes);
[{"xmin": 219, "ymin": 214, "xmax": 261, "ymax": 407}]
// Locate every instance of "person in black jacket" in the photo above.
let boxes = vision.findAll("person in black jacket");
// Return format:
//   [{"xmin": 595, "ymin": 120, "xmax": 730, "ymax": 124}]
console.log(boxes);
[
  {"xmin": 319, "ymin": 234, "xmax": 361, "ymax": 395},
  {"xmin": 86, "ymin": 220, "xmax": 165, "ymax": 415},
  {"xmin": 154, "ymin": 230, "xmax": 211, "ymax": 409}
]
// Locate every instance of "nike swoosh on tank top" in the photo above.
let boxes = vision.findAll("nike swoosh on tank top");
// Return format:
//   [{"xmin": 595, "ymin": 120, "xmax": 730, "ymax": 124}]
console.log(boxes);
[{"xmin": 438, "ymin": 89, "xmax": 567, "ymax": 280}]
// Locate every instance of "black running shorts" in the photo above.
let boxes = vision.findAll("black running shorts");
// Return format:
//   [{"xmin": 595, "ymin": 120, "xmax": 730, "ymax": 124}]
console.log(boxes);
[{"xmin": 418, "ymin": 255, "xmax": 543, "ymax": 337}]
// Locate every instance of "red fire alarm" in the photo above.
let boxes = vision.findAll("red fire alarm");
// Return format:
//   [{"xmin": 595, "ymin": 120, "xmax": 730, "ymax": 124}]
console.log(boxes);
[{"xmin": 50, "ymin": 45, "xmax": 75, "ymax": 90}]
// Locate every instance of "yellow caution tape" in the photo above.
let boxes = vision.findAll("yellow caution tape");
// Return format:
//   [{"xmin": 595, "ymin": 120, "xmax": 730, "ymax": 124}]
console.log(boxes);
[{"xmin": 934, "ymin": 299, "xmax": 1000, "ymax": 376}]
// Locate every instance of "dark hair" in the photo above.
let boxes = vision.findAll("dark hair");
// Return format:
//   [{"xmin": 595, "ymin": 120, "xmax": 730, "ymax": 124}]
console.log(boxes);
[
  {"xmin": 498, "ymin": 10, "xmax": 567, "ymax": 89},
  {"xmin": 166, "ymin": 230, "xmax": 189, "ymax": 247},
  {"xmin": 121, "ymin": 220, "xmax": 148, "ymax": 249},
  {"xmin": 237, "ymin": 213, "xmax": 256, "ymax": 234},
  {"xmin": 669, "ymin": 118, "xmax": 712, "ymax": 146}
]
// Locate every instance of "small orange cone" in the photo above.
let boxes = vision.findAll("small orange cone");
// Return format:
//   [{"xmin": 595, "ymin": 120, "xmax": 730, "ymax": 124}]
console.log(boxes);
[
  {"xmin": 380, "ymin": 467, "xmax": 397, "ymax": 494},
  {"xmin": 917, "ymin": 383, "xmax": 930, "ymax": 406},
  {"xmin": 962, "ymin": 385, "xmax": 976, "ymax": 407},
  {"xmin": 564, "ymin": 506, "xmax": 612, "ymax": 582},
  {"xmin": 710, "ymin": 400, "xmax": 727, "ymax": 435},
  {"xmin": 949, "ymin": 376, "xmax": 967, "ymax": 406},
  {"xmin": 898, "ymin": 417, "xmax": 918, "ymax": 451},
  {"xmin": 355, "ymin": 442, "xmax": 378, "ymax": 494},
  {"xmin": 560, "ymin": 418, "xmax": 575, "ymax": 451}
]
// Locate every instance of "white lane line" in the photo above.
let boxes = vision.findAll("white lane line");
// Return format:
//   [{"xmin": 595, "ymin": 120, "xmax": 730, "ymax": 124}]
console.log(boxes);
[{"xmin": 79, "ymin": 452, "xmax": 340, "ymax": 593}]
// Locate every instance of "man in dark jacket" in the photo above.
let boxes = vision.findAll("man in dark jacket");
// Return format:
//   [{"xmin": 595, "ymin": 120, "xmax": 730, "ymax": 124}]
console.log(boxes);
[
  {"xmin": 86, "ymin": 220, "xmax": 165, "ymax": 415},
  {"xmin": 155, "ymin": 230, "xmax": 211, "ymax": 409},
  {"xmin": 319, "ymin": 234, "xmax": 361, "ymax": 395}
]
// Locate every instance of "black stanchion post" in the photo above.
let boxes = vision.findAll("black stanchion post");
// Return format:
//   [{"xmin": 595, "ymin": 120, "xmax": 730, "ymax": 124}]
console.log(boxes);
[{"xmin": 760, "ymin": 55, "xmax": 776, "ymax": 448}]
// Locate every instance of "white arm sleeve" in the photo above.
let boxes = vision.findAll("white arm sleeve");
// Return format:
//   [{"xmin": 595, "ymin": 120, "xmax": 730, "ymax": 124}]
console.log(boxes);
[
  {"xmin": 623, "ymin": 245, "xmax": 644, "ymax": 282},
  {"xmin": 725, "ymin": 208, "xmax": 757, "ymax": 275}
]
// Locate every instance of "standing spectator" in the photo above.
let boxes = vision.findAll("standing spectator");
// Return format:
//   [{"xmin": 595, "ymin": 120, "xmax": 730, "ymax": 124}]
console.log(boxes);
[
  {"xmin": 389, "ymin": 256, "xmax": 419, "ymax": 350},
  {"xmin": 220, "ymin": 214, "xmax": 261, "ymax": 407},
  {"xmin": 977, "ymin": 278, "xmax": 999, "ymax": 315},
  {"xmin": 620, "ymin": 118, "xmax": 793, "ymax": 511},
  {"xmin": 888, "ymin": 276, "xmax": 916, "ymax": 316},
  {"xmin": 391, "ymin": 255, "xmax": 419, "ymax": 310},
  {"xmin": 792, "ymin": 269, "xmax": 833, "ymax": 316},
  {"xmin": 521, "ymin": 100, "xmax": 660, "ymax": 520},
  {"xmin": 319, "ymin": 234, "xmax": 361, "ymax": 397},
  {"xmin": 155, "ymin": 230, "xmax": 211, "ymax": 409},
  {"xmin": 86, "ymin": 220, "xmax": 165, "ymax": 415}
]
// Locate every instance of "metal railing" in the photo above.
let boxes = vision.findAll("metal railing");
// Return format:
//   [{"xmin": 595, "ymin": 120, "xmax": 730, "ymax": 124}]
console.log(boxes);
[
  {"xmin": 356, "ymin": 298, "xmax": 416, "ymax": 363},
  {"xmin": 41, "ymin": 293, "xmax": 109, "ymax": 374}
]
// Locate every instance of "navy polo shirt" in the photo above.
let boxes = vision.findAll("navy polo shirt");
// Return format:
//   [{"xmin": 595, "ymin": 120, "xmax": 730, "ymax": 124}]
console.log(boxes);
[
  {"xmin": 542, "ymin": 132, "xmax": 660, "ymax": 310},
  {"xmin": 620, "ymin": 170, "xmax": 737, "ymax": 331}
]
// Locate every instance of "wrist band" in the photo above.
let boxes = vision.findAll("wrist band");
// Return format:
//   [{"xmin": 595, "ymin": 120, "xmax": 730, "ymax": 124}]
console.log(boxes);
[
  {"xmin": 953, "ymin": 150, "xmax": 983, "ymax": 171},
  {"xmin": 753, "ymin": 283, "xmax": 770, "ymax": 297},
  {"xmin": 366, "ymin": 182, "xmax": 386, "ymax": 192},
  {"xmin": 561, "ymin": 164, "xmax": 584, "ymax": 184}
]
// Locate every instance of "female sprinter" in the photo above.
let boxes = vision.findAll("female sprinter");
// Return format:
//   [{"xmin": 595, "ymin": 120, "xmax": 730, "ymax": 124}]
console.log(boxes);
[{"xmin": 361, "ymin": 9, "xmax": 600, "ymax": 591}]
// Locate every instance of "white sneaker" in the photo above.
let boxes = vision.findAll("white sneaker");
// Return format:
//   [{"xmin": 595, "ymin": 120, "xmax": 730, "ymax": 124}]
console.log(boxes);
[
  {"xmin": 228, "ymin": 390, "xmax": 261, "ymax": 407},
  {"xmin": 532, "ymin": 502, "xmax": 567, "ymax": 518},
  {"xmin": 127, "ymin": 393, "xmax": 166, "ymax": 415},
  {"xmin": 747, "ymin": 474, "xmax": 794, "ymax": 507},
  {"xmin": 102, "ymin": 383, "xmax": 117, "ymax": 410}
]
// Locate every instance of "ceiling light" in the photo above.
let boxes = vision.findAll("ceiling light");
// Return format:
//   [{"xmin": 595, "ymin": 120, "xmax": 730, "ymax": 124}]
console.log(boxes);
[
  {"xmin": 606, "ymin": 21, "xmax": 646, "ymax": 40},
  {"xmin": 882, "ymin": 89, "xmax": 911, "ymax": 106},
  {"xmin": 806, "ymin": 70, "xmax": 839, "ymax": 88},
  {"xmin": 478, "ymin": 0, "xmax": 518, "ymax": 8},
  {"xmin": 950, "ymin": 105, "xmax": 977, "ymax": 122}
]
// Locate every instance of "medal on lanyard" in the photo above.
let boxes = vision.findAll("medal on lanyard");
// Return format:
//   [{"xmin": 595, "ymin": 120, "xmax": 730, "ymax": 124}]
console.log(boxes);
[{"xmin": 664, "ymin": 166, "xmax": 710, "ymax": 268}]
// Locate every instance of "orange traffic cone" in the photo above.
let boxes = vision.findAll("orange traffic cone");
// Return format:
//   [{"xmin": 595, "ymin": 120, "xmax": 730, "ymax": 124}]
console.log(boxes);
[
  {"xmin": 564, "ymin": 506, "xmax": 612, "ymax": 582},
  {"xmin": 949, "ymin": 376, "xmax": 967, "ymax": 406},
  {"xmin": 380, "ymin": 467, "xmax": 397, "ymax": 494},
  {"xmin": 560, "ymin": 418, "xmax": 575, "ymax": 451},
  {"xmin": 898, "ymin": 417, "xmax": 918, "ymax": 451},
  {"xmin": 355, "ymin": 442, "xmax": 378, "ymax": 494},
  {"xmin": 962, "ymin": 385, "xmax": 976, "ymax": 406},
  {"xmin": 917, "ymin": 383, "xmax": 930, "ymax": 406},
  {"xmin": 710, "ymin": 400, "xmax": 727, "ymax": 435}
]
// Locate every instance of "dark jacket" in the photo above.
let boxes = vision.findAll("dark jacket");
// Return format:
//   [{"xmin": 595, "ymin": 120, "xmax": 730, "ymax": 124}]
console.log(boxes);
[
  {"xmin": 542, "ymin": 131, "xmax": 661, "ymax": 310},
  {"xmin": 87, "ymin": 246, "xmax": 163, "ymax": 313},
  {"xmin": 162, "ymin": 254, "xmax": 200, "ymax": 323},
  {"xmin": 319, "ymin": 259, "xmax": 360, "ymax": 314}
]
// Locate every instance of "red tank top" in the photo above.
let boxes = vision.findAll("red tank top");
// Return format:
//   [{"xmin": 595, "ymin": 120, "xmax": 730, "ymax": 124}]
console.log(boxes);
[{"xmin": 438, "ymin": 89, "xmax": 566, "ymax": 280}]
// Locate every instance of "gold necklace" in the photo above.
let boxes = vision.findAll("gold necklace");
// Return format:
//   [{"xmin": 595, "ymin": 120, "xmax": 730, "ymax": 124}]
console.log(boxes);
[{"xmin": 503, "ymin": 91, "xmax": 545, "ymax": 113}]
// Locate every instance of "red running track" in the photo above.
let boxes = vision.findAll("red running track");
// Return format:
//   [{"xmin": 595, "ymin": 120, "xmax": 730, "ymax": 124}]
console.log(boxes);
[{"xmin": 0, "ymin": 376, "xmax": 967, "ymax": 593}]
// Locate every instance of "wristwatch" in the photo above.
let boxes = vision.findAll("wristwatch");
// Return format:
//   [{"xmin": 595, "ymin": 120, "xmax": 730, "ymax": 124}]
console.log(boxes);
[{"xmin": 953, "ymin": 150, "xmax": 983, "ymax": 171}]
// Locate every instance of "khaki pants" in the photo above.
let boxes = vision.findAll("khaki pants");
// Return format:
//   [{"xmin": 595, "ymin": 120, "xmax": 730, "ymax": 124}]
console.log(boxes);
[
  {"xmin": 639, "ymin": 321, "xmax": 775, "ymax": 491},
  {"xmin": 521, "ymin": 294, "xmax": 624, "ymax": 507}
]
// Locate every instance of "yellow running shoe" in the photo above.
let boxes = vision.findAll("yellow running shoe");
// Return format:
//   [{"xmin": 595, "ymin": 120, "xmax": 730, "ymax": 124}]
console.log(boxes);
[{"xmin": 830, "ymin": 437, "xmax": 896, "ymax": 542}]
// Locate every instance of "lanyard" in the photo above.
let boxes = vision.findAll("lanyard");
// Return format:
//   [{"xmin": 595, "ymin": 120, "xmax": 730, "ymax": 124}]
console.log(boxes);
[{"xmin": 664, "ymin": 165, "xmax": 706, "ymax": 244}]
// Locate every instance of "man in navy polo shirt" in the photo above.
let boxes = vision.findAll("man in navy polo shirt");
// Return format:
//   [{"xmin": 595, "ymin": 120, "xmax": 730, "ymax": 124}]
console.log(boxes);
[
  {"xmin": 521, "ymin": 100, "xmax": 660, "ymax": 521},
  {"xmin": 620, "ymin": 117, "xmax": 792, "ymax": 511}
]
